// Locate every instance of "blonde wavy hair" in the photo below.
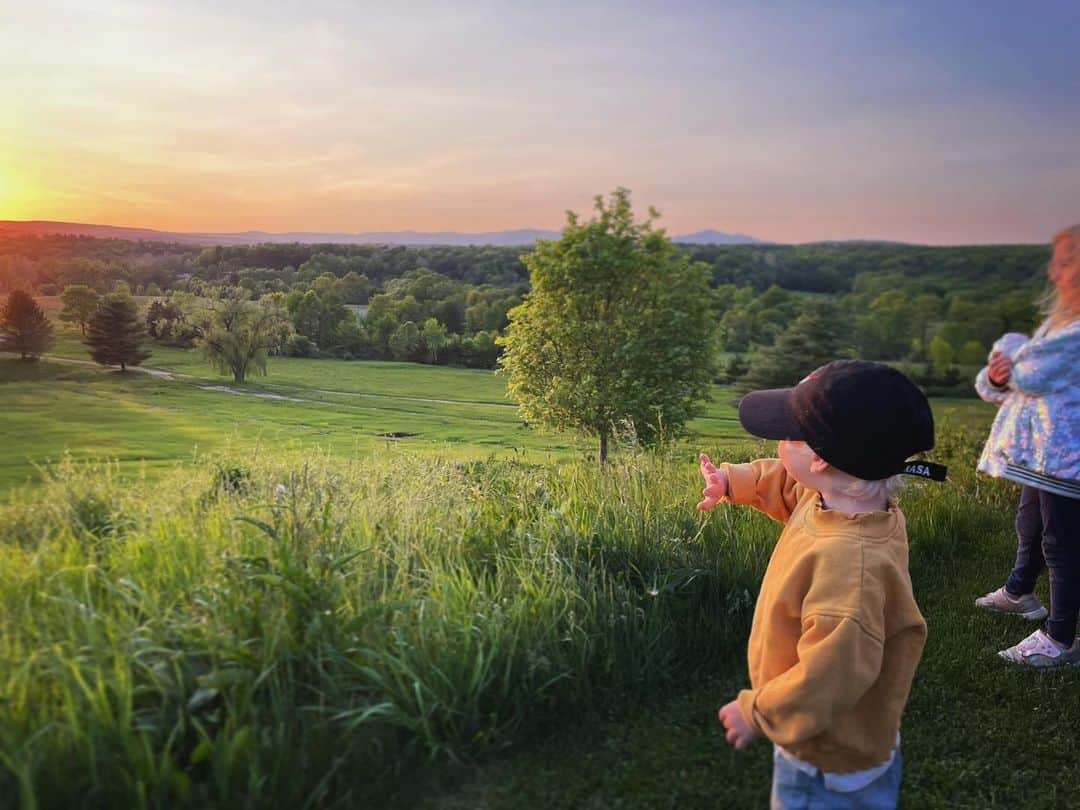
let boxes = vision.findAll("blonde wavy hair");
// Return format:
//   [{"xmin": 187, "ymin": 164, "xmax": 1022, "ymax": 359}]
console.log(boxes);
[{"xmin": 1044, "ymin": 224, "xmax": 1080, "ymax": 331}]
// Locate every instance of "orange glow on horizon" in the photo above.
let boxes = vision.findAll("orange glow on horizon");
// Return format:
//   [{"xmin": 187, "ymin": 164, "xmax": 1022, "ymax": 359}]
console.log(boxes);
[{"xmin": 0, "ymin": 169, "xmax": 35, "ymax": 222}]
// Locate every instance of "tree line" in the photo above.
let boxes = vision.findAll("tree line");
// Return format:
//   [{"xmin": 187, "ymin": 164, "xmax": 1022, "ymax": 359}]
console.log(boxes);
[
  {"xmin": 1, "ymin": 229, "xmax": 1053, "ymax": 387},
  {"xmin": 0, "ymin": 190, "xmax": 1056, "ymax": 461}
]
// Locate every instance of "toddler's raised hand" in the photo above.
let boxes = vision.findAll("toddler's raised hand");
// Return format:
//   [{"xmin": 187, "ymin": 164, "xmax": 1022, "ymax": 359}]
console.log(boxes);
[{"xmin": 696, "ymin": 453, "xmax": 729, "ymax": 511}]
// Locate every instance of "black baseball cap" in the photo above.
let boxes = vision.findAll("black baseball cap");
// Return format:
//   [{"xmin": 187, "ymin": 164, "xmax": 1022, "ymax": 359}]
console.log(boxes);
[{"xmin": 737, "ymin": 360, "xmax": 947, "ymax": 482}]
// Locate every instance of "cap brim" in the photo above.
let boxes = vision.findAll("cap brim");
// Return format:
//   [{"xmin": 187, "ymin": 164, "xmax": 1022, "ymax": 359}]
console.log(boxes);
[{"xmin": 738, "ymin": 388, "xmax": 806, "ymax": 441}]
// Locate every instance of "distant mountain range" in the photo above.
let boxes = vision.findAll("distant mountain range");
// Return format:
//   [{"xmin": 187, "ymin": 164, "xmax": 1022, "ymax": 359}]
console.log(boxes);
[
  {"xmin": 670, "ymin": 229, "xmax": 763, "ymax": 245},
  {"xmin": 0, "ymin": 220, "xmax": 764, "ymax": 247}
]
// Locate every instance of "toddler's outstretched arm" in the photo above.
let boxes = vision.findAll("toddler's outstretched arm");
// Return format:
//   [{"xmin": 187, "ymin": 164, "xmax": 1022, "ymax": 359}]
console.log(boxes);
[
  {"xmin": 698, "ymin": 455, "xmax": 805, "ymax": 523},
  {"xmin": 697, "ymin": 453, "xmax": 729, "ymax": 510}
]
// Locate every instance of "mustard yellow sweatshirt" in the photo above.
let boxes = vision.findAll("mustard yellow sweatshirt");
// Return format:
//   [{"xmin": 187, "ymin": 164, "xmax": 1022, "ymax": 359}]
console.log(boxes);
[{"xmin": 723, "ymin": 459, "xmax": 927, "ymax": 774}]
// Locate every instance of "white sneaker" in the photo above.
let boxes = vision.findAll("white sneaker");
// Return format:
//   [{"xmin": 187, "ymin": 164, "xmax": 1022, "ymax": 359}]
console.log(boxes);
[
  {"xmin": 999, "ymin": 629, "xmax": 1080, "ymax": 670},
  {"xmin": 975, "ymin": 587, "xmax": 1048, "ymax": 620}
]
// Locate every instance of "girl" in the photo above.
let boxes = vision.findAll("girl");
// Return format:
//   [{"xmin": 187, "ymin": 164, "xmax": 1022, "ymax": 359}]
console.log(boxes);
[{"xmin": 974, "ymin": 224, "xmax": 1080, "ymax": 669}]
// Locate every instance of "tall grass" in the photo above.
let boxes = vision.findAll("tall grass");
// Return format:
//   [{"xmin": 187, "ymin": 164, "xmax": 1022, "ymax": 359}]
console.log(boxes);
[
  {"xmin": 0, "ymin": 443, "xmax": 784, "ymax": 809},
  {"xmin": 0, "ymin": 426, "xmax": 1018, "ymax": 809}
]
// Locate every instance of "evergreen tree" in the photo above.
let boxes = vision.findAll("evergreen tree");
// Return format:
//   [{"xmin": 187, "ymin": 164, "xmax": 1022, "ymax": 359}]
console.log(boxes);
[
  {"xmin": 1, "ymin": 289, "xmax": 55, "ymax": 360},
  {"xmin": 85, "ymin": 291, "xmax": 150, "ymax": 371},
  {"xmin": 738, "ymin": 300, "xmax": 849, "ymax": 391}
]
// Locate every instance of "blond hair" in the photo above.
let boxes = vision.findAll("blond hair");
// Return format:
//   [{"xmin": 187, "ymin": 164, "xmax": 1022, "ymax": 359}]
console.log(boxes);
[
  {"xmin": 1044, "ymin": 224, "xmax": 1080, "ymax": 331},
  {"xmin": 835, "ymin": 472, "xmax": 905, "ymax": 503}
]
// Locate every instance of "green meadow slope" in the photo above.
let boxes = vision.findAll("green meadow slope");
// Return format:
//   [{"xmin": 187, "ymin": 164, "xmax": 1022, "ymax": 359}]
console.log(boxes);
[{"xmin": 2, "ymin": 304, "xmax": 994, "ymax": 492}]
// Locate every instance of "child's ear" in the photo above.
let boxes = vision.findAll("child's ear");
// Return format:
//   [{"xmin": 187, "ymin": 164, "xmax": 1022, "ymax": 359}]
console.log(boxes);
[{"xmin": 809, "ymin": 453, "xmax": 830, "ymax": 474}]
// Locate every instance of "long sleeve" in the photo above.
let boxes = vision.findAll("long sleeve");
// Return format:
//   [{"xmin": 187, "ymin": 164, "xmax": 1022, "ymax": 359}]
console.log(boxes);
[
  {"xmin": 974, "ymin": 366, "xmax": 1010, "ymax": 405},
  {"xmin": 720, "ymin": 458, "xmax": 806, "ymax": 523},
  {"xmin": 737, "ymin": 614, "xmax": 884, "ymax": 749},
  {"xmin": 1010, "ymin": 325, "xmax": 1080, "ymax": 396}
]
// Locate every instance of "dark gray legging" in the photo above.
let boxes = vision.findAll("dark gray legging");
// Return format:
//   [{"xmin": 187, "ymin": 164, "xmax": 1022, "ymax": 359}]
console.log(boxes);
[{"xmin": 1005, "ymin": 485, "xmax": 1080, "ymax": 645}]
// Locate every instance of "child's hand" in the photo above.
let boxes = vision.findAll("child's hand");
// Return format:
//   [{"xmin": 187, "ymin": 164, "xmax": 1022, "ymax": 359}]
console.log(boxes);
[
  {"xmin": 697, "ymin": 453, "xmax": 729, "ymax": 510},
  {"xmin": 718, "ymin": 699, "xmax": 758, "ymax": 750},
  {"xmin": 988, "ymin": 350, "xmax": 1012, "ymax": 386}
]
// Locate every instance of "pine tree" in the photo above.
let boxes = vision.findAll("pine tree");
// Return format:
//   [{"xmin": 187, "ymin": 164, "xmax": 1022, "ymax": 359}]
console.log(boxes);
[
  {"xmin": 85, "ymin": 292, "xmax": 150, "ymax": 371},
  {"xmin": 1, "ymin": 290, "xmax": 55, "ymax": 360}
]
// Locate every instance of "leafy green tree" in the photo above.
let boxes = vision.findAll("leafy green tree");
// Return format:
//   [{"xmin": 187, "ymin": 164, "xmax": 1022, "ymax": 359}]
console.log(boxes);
[
  {"xmin": 336, "ymin": 271, "xmax": 371, "ymax": 304},
  {"xmin": 928, "ymin": 335, "xmax": 955, "ymax": 373},
  {"xmin": 421, "ymin": 317, "xmax": 448, "ymax": 363},
  {"xmin": 718, "ymin": 307, "xmax": 753, "ymax": 352},
  {"xmin": 331, "ymin": 318, "xmax": 371, "ymax": 359},
  {"xmin": 58, "ymin": 284, "xmax": 100, "ymax": 334},
  {"xmin": 199, "ymin": 291, "xmax": 289, "ymax": 383},
  {"xmin": 1, "ymin": 290, "xmax": 55, "ymax": 359},
  {"xmin": 291, "ymin": 291, "xmax": 325, "ymax": 344},
  {"xmin": 145, "ymin": 299, "xmax": 188, "ymax": 340},
  {"xmin": 996, "ymin": 291, "xmax": 1038, "ymax": 333},
  {"xmin": 288, "ymin": 290, "xmax": 350, "ymax": 351},
  {"xmin": 940, "ymin": 296, "xmax": 1003, "ymax": 350},
  {"xmin": 719, "ymin": 353, "xmax": 749, "ymax": 384},
  {"xmin": 85, "ymin": 291, "xmax": 150, "ymax": 371},
  {"xmin": 389, "ymin": 321, "xmax": 421, "ymax": 361},
  {"xmin": 737, "ymin": 300, "xmax": 849, "ymax": 391},
  {"xmin": 959, "ymin": 340, "xmax": 985, "ymax": 366},
  {"xmin": 909, "ymin": 294, "xmax": 942, "ymax": 360},
  {"xmin": 465, "ymin": 330, "xmax": 500, "ymax": 368},
  {"xmin": 499, "ymin": 188, "xmax": 715, "ymax": 462},
  {"xmin": 56, "ymin": 257, "xmax": 112, "ymax": 291},
  {"xmin": 856, "ymin": 290, "xmax": 912, "ymax": 360}
]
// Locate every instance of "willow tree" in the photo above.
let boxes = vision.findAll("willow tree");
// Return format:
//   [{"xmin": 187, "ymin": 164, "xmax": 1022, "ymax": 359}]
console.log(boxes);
[
  {"xmin": 498, "ymin": 188, "xmax": 715, "ymax": 463},
  {"xmin": 199, "ymin": 291, "xmax": 289, "ymax": 383}
]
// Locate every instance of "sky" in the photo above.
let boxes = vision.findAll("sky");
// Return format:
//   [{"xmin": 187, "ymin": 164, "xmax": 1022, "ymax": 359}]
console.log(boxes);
[{"xmin": 1, "ymin": 0, "xmax": 1078, "ymax": 244}]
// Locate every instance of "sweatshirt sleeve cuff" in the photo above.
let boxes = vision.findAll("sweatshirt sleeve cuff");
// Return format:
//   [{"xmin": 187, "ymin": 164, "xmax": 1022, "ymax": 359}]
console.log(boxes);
[
  {"xmin": 721, "ymin": 462, "xmax": 759, "ymax": 506},
  {"xmin": 736, "ymin": 688, "xmax": 762, "ymax": 734}
]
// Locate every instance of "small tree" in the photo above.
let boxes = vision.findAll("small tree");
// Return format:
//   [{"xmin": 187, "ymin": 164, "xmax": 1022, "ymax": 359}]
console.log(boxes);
[
  {"xmin": 199, "ymin": 291, "xmax": 289, "ymax": 383},
  {"xmin": 959, "ymin": 340, "xmax": 985, "ymax": 366},
  {"xmin": 85, "ymin": 291, "xmax": 150, "ymax": 371},
  {"xmin": 928, "ymin": 335, "xmax": 955, "ymax": 376},
  {"xmin": 1, "ymin": 290, "xmax": 55, "ymax": 360},
  {"xmin": 421, "ymin": 317, "xmax": 448, "ymax": 363},
  {"xmin": 499, "ymin": 188, "xmax": 715, "ymax": 463},
  {"xmin": 58, "ymin": 285, "xmax": 101, "ymax": 335},
  {"xmin": 389, "ymin": 320, "xmax": 422, "ymax": 361}
]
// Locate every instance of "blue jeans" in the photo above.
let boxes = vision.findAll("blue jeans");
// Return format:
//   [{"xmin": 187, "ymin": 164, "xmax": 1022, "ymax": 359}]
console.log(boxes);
[
  {"xmin": 1004, "ymin": 486, "xmax": 1080, "ymax": 645},
  {"xmin": 770, "ymin": 749, "xmax": 902, "ymax": 810}
]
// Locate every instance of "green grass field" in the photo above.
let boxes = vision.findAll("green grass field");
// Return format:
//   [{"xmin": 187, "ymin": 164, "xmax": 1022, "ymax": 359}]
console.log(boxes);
[
  {"xmin": 7, "ymin": 305, "xmax": 1058, "ymax": 809},
  {"xmin": 0, "ymin": 354, "xmax": 761, "ymax": 491},
  {"xmin": 1, "ymin": 304, "xmax": 995, "ymax": 492}
]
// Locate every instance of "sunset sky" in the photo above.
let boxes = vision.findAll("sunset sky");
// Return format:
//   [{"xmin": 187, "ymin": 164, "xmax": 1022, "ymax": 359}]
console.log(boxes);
[{"xmin": 2, "ymin": 1, "xmax": 1078, "ymax": 243}]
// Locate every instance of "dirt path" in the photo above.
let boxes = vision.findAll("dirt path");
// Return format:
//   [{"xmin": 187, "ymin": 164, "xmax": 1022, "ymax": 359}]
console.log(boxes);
[
  {"xmin": 43, "ymin": 354, "xmax": 513, "ymax": 409},
  {"xmin": 45, "ymin": 355, "xmax": 183, "ymax": 380}
]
